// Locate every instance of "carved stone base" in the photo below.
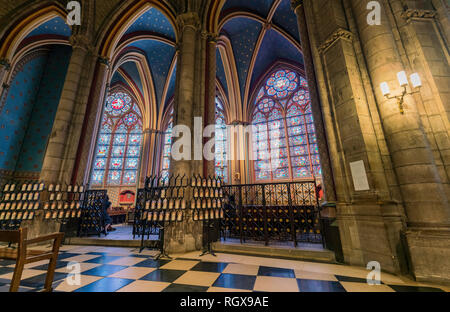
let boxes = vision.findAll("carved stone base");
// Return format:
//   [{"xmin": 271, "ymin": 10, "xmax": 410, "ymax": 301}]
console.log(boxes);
[
  {"xmin": 164, "ymin": 219, "xmax": 203, "ymax": 254},
  {"xmin": 336, "ymin": 202, "xmax": 407, "ymax": 275},
  {"xmin": 405, "ymin": 228, "xmax": 450, "ymax": 284}
]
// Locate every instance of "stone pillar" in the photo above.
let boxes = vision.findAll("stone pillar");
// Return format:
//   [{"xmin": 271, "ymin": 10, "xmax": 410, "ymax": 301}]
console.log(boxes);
[
  {"xmin": 73, "ymin": 58, "xmax": 110, "ymax": 185},
  {"xmin": 350, "ymin": 0, "xmax": 450, "ymax": 283},
  {"xmin": 165, "ymin": 12, "xmax": 203, "ymax": 253},
  {"xmin": 205, "ymin": 32, "xmax": 218, "ymax": 177},
  {"xmin": 300, "ymin": 0, "xmax": 406, "ymax": 274},
  {"xmin": 291, "ymin": 0, "xmax": 337, "ymax": 202},
  {"xmin": 40, "ymin": 35, "xmax": 90, "ymax": 184},
  {"xmin": 139, "ymin": 129, "xmax": 163, "ymax": 187},
  {"xmin": 432, "ymin": 0, "xmax": 450, "ymax": 45}
]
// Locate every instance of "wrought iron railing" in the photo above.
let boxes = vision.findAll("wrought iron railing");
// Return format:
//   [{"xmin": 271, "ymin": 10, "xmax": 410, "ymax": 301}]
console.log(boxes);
[{"xmin": 221, "ymin": 181, "xmax": 323, "ymax": 246}]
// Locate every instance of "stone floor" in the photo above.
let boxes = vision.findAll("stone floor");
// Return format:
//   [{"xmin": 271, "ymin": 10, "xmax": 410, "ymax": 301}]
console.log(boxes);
[
  {"xmin": 0, "ymin": 244, "xmax": 449, "ymax": 292},
  {"xmin": 78, "ymin": 224, "xmax": 141, "ymax": 241}
]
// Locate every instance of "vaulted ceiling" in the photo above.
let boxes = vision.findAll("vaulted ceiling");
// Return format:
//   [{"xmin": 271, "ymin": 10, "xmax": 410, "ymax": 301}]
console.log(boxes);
[
  {"xmin": 217, "ymin": 0, "xmax": 304, "ymax": 118},
  {"xmin": 109, "ymin": 6, "xmax": 177, "ymax": 129}
]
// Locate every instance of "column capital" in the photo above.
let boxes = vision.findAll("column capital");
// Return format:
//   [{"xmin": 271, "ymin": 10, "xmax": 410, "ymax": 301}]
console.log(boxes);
[
  {"xmin": 230, "ymin": 120, "xmax": 250, "ymax": 126},
  {"xmin": 290, "ymin": 0, "xmax": 304, "ymax": 11},
  {"xmin": 144, "ymin": 128, "xmax": 164, "ymax": 134},
  {"xmin": 201, "ymin": 31, "xmax": 219, "ymax": 43},
  {"xmin": 69, "ymin": 34, "xmax": 92, "ymax": 52},
  {"xmin": 98, "ymin": 56, "xmax": 110, "ymax": 67},
  {"xmin": 401, "ymin": 9, "xmax": 437, "ymax": 22},
  {"xmin": 177, "ymin": 12, "xmax": 201, "ymax": 33},
  {"xmin": 0, "ymin": 58, "xmax": 11, "ymax": 71},
  {"xmin": 318, "ymin": 28, "xmax": 353, "ymax": 54}
]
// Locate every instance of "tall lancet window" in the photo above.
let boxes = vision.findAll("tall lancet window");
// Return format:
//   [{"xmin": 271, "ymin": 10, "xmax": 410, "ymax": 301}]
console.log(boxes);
[
  {"xmin": 161, "ymin": 110, "xmax": 173, "ymax": 181},
  {"xmin": 215, "ymin": 97, "xmax": 228, "ymax": 183},
  {"xmin": 252, "ymin": 69, "xmax": 321, "ymax": 182},
  {"xmin": 91, "ymin": 92, "xmax": 143, "ymax": 186}
]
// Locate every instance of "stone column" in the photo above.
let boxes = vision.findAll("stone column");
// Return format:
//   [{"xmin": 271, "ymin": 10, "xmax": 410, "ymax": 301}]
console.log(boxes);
[
  {"xmin": 300, "ymin": 0, "xmax": 405, "ymax": 274},
  {"xmin": 165, "ymin": 12, "xmax": 203, "ymax": 253},
  {"xmin": 432, "ymin": 0, "xmax": 450, "ymax": 45},
  {"xmin": 350, "ymin": 0, "xmax": 450, "ymax": 283},
  {"xmin": 205, "ymin": 32, "xmax": 217, "ymax": 177},
  {"xmin": 291, "ymin": 0, "xmax": 337, "ymax": 202},
  {"xmin": 73, "ymin": 58, "xmax": 110, "ymax": 185},
  {"xmin": 40, "ymin": 35, "xmax": 90, "ymax": 184},
  {"xmin": 139, "ymin": 129, "xmax": 162, "ymax": 186}
]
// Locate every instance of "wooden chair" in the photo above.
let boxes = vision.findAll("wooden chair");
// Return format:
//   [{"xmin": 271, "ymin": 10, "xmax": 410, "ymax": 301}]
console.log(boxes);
[{"xmin": 0, "ymin": 228, "xmax": 64, "ymax": 292}]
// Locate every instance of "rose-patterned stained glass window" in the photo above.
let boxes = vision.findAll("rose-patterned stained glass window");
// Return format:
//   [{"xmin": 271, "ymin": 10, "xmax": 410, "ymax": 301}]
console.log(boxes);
[
  {"xmin": 161, "ymin": 111, "xmax": 173, "ymax": 182},
  {"xmin": 90, "ymin": 92, "xmax": 143, "ymax": 186},
  {"xmin": 215, "ymin": 97, "xmax": 228, "ymax": 183},
  {"xmin": 252, "ymin": 69, "xmax": 321, "ymax": 182}
]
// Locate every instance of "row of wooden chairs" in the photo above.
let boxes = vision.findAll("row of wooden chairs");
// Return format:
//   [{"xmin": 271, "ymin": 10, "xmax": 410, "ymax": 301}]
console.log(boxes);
[{"xmin": 0, "ymin": 228, "xmax": 64, "ymax": 292}]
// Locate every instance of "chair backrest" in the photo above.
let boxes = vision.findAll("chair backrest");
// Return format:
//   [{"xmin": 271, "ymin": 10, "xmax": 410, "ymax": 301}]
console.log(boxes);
[{"xmin": 0, "ymin": 228, "xmax": 27, "ymax": 244}]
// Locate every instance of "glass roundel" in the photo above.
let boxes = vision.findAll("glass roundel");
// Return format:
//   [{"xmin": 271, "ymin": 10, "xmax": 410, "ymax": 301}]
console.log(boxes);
[
  {"xmin": 91, "ymin": 91, "xmax": 143, "ymax": 186},
  {"xmin": 265, "ymin": 70, "xmax": 298, "ymax": 99},
  {"xmin": 105, "ymin": 92, "xmax": 132, "ymax": 116},
  {"xmin": 253, "ymin": 69, "xmax": 321, "ymax": 182}
]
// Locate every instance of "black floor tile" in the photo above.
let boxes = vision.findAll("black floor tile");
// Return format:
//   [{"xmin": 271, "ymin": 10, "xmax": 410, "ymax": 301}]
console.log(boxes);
[
  {"xmin": 84, "ymin": 255, "xmax": 122, "ymax": 264},
  {"xmin": 162, "ymin": 283, "xmax": 209, "ymax": 292},
  {"xmin": 388, "ymin": 285, "xmax": 445, "ymax": 292},
  {"xmin": 0, "ymin": 284, "xmax": 36, "ymax": 292},
  {"xmin": 191, "ymin": 262, "xmax": 228, "ymax": 273},
  {"xmin": 82, "ymin": 265, "xmax": 128, "ymax": 277},
  {"xmin": 335, "ymin": 275, "xmax": 372, "ymax": 283},
  {"xmin": 30, "ymin": 261, "xmax": 72, "ymax": 271},
  {"xmin": 213, "ymin": 273, "xmax": 256, "ymax": 290},
  {"xmin": 258, "ymin": 266, "xmax": 295, "ymax": 278},
  {"xmin": 297, "ymin": 279, "xmax": 346, "ymax": 292},
  {"xmin": 20, "ymin": 272, "xmax": 68, "ymax": 288},
  {"xmin": 0, "ymin": 267, "xmax": 15, "ymax": 275},
  {"xmin": 0, "ymin": 259, "xmax": 16, "ymax": 266},
  {"xmin": 56, "ymin": 252, "xmax": 80, "ymax": 260},
  {"xmin": 74, "ymin": 277, "xmax": 134, "ymax": 292},
  {"xmin": 134, "ymin": 259, "xmax": 171, "ymax": 268},
  {"xmin": 140, "ymin": 269, "xmax": 186, "ymax": 283}
]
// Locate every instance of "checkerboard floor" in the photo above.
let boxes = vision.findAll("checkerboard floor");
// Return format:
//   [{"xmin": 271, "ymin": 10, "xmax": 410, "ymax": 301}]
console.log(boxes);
[{"xmin": 0, "ymin": 245, "xmax": 448, "ymax": 292}]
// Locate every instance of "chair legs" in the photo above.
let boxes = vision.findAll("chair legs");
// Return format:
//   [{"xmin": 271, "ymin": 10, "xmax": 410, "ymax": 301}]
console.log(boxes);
[
  {"xmin": 9, "ymin": 259, "xmax": 24, "ymax": 292},
  {"xmin": 43, "ymin": 256, "xmax": 57, "ymax": 292}
]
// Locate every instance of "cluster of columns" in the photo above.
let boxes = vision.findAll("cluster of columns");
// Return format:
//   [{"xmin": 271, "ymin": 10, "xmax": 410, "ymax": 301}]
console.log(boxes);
[{"xmin": 291, "ymin": 0, "xmax": 450, "ymax": 283}]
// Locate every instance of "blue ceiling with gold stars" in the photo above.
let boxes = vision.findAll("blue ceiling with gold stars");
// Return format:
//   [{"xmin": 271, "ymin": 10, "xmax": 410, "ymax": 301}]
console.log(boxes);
[
  {"xmin": 124, "ymin": 7, "xmax": 175, "ymax": 40},
  {"xmin": 250, "ymin": 29, "xmax": 304, "ymax": 92},
  {"xmin": 272, "ymin": 0, "xmax": 300, "ymax": 42},
  {"xmin": 218, "ymin": 0, "xmax": 303, "ymax": 105},
  {"xmin": 25, "ymin": 16, "xmax": 71, "ymax": 39},
  {"xmin": 120, "ymin": 61, "xmax": 144, "ymax": 95},
  {"xmin": 216, "ymin": 49, "xmax": 228, "ymax": 96},
  {"xmin": 127, "ymin": 39, "xmax": 175, "ymax": 109},
  {"xmin": 221, "ymin": 0, "xmax": 275, "ymax": 18},
  {"xmin": 164, "ymin": 63, "xmax": 177, "ymax": 109},
  {"xmin": 111, "ymin": 71, "xmax": 128, "ymax": 86},
  {"xmin": 112, "ymin": 7, "xmax": 177, "ymax": 114},
  {"xmin": 222, "ymin": 17, "xmax": 262, "ymax": 101}
]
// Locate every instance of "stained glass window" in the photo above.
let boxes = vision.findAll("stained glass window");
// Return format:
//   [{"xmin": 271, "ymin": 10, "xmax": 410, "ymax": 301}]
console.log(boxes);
[
  {"xmin": 252, "ymin": 69, "xmax": 321, "ymax": 181},
  {"xmin": 161, "ymin": 110, "xmax": 173, "ymax": 181},
  {"xmin": 90, "ymin": 92, "xmax": 143, "ymax": 186},
  {"xmin": 215, "ymin": 97, "xmax": 228, "ymax": 183}
]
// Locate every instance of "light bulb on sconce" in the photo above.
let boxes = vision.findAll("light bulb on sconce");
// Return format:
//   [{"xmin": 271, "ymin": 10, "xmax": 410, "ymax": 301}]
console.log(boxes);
[{"xmin": 380, "ymin": 71, "xmax": 422, "ymax": 114}]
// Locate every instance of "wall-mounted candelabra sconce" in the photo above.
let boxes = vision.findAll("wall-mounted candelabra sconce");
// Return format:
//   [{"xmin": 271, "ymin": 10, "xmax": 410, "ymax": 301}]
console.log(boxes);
[{"xmin": 380, "ymin": 71, "xmax": 422, "ymax": 114}]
